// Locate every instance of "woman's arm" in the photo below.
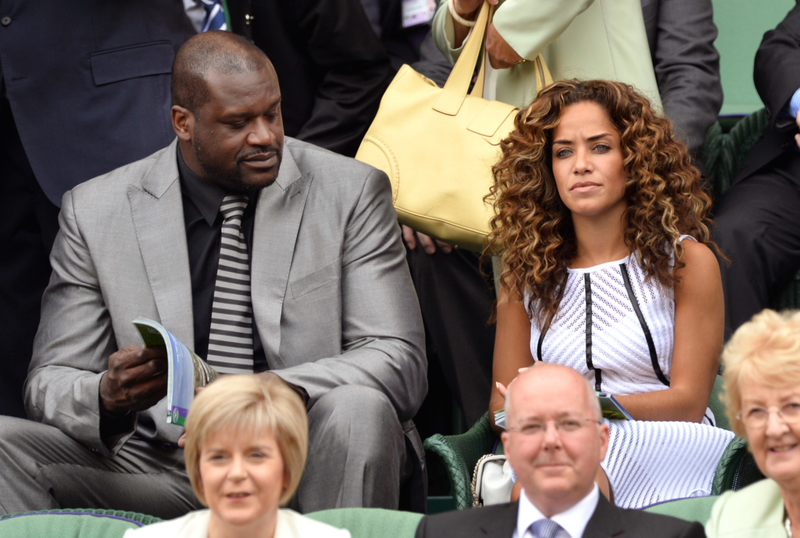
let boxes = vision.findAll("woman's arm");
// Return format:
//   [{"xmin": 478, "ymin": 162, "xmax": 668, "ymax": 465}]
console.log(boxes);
[
  {"xmin": 489, "ymin": 282, "xmax": 535, "ymax": 434},
  {"xmin": 613, "ymin": 240, "xmax": 723, "ymax": 423}
]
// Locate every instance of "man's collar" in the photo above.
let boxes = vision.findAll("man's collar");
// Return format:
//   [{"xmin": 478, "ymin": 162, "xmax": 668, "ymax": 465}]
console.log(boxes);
[{"xmin": 518, "ymin": 484, "xmax": 599, "ymax": 538}]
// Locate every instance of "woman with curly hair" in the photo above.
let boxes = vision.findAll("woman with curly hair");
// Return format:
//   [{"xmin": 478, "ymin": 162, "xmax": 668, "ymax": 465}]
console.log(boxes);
[{"xmin": 487, "ymin": 79, "xmax": 734, "ymax": 508}]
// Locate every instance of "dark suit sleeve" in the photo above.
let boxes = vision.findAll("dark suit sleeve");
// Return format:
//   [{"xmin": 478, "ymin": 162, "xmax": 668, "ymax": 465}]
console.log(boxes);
[
  {"xmin": 753, "ymin": 2, "xmax": 800, "ymax": 131},
  {"xmin": 680, "ymin": 521, "xmax": 707, "ymax": 538},
  {"xmin": 287, "ymin": 0, "xmax": 393, "ymax": 156},
  {"xmin": 648, "ymin": 0, "xmax": 722, "ymax": 156}
]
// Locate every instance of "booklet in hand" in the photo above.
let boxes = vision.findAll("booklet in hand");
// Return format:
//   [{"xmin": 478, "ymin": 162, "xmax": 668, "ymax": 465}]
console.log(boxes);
[
  {"xmin": 597, "ymin": 391, "xmax": 634, "ymax": 421},
  {"xmin": 132, "ymin": 318, "xmax": 218, "ymax": 426}
]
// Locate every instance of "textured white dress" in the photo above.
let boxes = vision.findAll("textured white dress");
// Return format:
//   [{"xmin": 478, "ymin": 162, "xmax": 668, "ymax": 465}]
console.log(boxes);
[{"xmin": 527, "ymin": 237, "xmax": 734, "ymax": 509}]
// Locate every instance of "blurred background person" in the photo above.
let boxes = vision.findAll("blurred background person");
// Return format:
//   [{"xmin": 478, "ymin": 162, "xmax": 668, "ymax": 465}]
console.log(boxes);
[
  {"xmin": 487, "ymin": 79, "xmax": 733, "ymax": 508},
  {"xmin": 218, "ymin": 0, "xmax": 393, "ymax": 157},
  {"xmin": 707, "ymin": 309, "xmax": 800, "ymax": 537},
  {"xmin": 124, "ymin": 375, "xmax": 351, "ymax": 538},
  {"xmin": 713, "ymin": 3, "xmax": 800, "ymax": 340},
  {"xmin": 0, "ymin": 0, "xmax": 195, "ymax": 418}
]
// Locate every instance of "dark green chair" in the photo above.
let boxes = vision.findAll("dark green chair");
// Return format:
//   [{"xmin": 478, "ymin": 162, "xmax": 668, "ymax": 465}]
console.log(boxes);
[
  {"xmin": 643, "ymin": 495, "xmax": 718, "ymax": 525},
  {"xmin": 307, "ymin": 508, "xmax": 423, "ymax": 538},
  {"xmin": 702, "ymin": 108, "xmax": 800, "ymax": 310},
  {"xmin": 711, "ymin": 436, "xmax": 765, "ymax": 495},
  {"xmin": 0, "ymin": 509, "xmax": 161, "ymax": 538}
]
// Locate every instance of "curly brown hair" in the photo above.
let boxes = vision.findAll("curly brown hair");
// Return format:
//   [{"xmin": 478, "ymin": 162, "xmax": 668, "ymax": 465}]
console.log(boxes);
[{"xmin": 485, "ymin": 79, "xmax": 715, "ymax": 326}]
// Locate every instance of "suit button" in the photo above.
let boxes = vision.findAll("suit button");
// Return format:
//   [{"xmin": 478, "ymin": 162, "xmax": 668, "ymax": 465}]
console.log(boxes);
[{"xmin": 1, "ymin": 16, "xmax": 11, "ymax": 26}]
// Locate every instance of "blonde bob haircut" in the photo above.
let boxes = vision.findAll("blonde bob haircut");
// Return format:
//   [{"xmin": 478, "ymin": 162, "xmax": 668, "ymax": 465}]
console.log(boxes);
[
  {"xmin": 184, "ymin": 374, "xmax": 308, "ymax": 506},
  {"xmin": 722, "ymin": 309, "xmax": 800, "ymax": 438}
]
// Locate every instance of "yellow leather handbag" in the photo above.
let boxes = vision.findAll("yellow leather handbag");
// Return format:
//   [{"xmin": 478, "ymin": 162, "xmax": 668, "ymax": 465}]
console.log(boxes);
[{"xmin": 356, "ymin": 1, "xmax": 551, "ymax": 252}]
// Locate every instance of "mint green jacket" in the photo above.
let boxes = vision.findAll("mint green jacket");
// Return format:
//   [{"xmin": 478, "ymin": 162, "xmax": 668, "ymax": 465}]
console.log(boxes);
[
  {"xmin": 706, "ymin": 479, "xmax": 787, "ymax": 538},
  {"xmin": 432, "ymin": 0, "xmax": 662, "ymax": 112}
]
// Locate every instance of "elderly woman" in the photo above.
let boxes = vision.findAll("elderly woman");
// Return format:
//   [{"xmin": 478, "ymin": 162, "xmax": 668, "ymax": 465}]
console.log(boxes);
[
  {"xmin": 706, "ymin": 310, "xmax": 800, "ymax": 537},
  {"xmin": 124, "ymin": 375, "xmax": 350, "ymax": 538},
  {"xmin": 486, "ymin": 79, "xmax": 733, "ymax": 508}
]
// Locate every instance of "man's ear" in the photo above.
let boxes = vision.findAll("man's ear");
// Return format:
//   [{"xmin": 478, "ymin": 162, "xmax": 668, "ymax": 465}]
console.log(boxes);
[{"xmin": 171, "ymin": 105, "xmax": 194, "ymax": 141}]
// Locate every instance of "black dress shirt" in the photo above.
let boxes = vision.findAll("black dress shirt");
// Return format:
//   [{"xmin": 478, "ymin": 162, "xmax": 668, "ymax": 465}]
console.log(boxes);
[{"xmin": 177, "ymin": 148, "xmax": 268, "ymax": 372}]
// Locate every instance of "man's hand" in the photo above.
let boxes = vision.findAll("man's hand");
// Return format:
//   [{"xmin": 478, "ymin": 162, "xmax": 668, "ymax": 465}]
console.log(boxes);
[
  {"xmin": 795, "ymin": 115, "xmax": 800, "ymax": 148},
  {"xmin": 402, "ymin": 225, "xmax": 454, "ymax": 254},
  {"xmin": 486, "ymin": 24, "xmax": 524, "ymax": 69},
  {"xmin": 99, "ymin": 344, "xmax": 168, "ymax": 415}
]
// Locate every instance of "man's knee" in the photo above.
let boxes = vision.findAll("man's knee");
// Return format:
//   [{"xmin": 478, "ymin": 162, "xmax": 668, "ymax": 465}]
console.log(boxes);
[{"xmin": 309, "ymin": 385, "xmax": 403, "ymax": 451}]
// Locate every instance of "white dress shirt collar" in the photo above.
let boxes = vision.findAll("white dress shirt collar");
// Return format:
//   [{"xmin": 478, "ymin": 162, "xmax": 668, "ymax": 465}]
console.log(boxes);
[{"xmin": 515, "ymin": 484, "xmax": 599, "ymax": 538}]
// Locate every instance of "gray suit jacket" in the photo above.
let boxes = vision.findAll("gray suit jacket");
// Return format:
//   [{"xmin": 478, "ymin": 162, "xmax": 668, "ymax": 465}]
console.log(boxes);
[
  {"xmin": 641, "ymin": 0, "xmax": 723, "ymax": 157},
  {"xmin": 414, "ymin": 496, "xmax": 706, "ymax": 538},
  {"xmin": 24, "ymin": 138, "xmax": 427, "ymax": 456}
]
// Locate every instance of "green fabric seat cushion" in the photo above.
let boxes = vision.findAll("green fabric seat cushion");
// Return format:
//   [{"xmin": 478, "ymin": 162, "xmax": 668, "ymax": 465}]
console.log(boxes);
[
  {"xmin": 0, "ymin": 509, "xmax": 162, "ymax": 538},
  {"xmin": 306, "ymin": 507, "xmax": 423, "ymax": 538},
  {"xmin": 643, "ymin": 495, "xmax": 718, "ymax": 525}
]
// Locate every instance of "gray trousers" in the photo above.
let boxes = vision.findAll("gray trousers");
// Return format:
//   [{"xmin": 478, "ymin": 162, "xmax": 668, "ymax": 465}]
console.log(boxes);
[{"xmin": 0, "ymin": 385, "xmax": 408, "ymax": 517}]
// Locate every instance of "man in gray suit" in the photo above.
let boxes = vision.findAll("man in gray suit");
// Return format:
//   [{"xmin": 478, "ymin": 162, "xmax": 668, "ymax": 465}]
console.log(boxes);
[{"xmin": 0, "ymin": 31, "xmax": 426, "ymax": 517}]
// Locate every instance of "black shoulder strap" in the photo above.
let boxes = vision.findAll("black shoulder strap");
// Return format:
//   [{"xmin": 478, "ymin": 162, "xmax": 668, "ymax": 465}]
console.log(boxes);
[{"xmin": 618, "ymin": 263, "xmax": 670, "ymax": 387}]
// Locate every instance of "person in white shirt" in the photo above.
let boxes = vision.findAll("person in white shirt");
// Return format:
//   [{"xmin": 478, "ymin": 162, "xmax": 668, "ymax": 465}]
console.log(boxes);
[
  {"xmin": 124, "ymin": 375, "xmax": 350, "ymax": 538},
  {"xmin": 414, "ymin": 364, "xmax": 705, "ymax": 538}
]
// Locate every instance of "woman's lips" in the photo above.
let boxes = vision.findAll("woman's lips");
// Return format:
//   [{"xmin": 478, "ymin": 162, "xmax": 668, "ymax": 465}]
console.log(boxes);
[{"xmin": 570, "ymin": 181, "xmax": 600, "ymax": 193}]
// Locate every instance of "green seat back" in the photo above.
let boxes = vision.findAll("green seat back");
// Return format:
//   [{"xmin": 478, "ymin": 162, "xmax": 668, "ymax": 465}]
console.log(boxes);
[
  {"xmin": 643, "ymin": 495, "xmax": 718, "ymax": 525},
  {"xmin": 712, "ymin": 436, "xmax": 765, "ymax": 495},
  {"xmin": 708, "ymin": 375, "xmax": 730, "ymax": 431},
  {"xmin": 306, "ymin": 508, "xmax": 423, "ymax": 538},
  {"xmin": 0, "ymin": 509, "xmax": 161, "ymax": 538},
  {"xmin": 423, "ymin": 412, "xmax": 497, "ymax": 510}
]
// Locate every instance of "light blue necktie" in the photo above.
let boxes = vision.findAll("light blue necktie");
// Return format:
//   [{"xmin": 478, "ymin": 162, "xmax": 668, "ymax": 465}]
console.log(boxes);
[
  {"xmin": 200, "ymin": 0, "xmax": 227, "ymax": 32},
  {"xmin": 531, "ymin": 519, "xmax": 563, "ymax": 538}
]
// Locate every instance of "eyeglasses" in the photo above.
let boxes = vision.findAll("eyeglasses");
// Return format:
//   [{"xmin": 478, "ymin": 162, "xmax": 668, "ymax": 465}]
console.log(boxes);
[
  {"xmin": 737, "ymin": 402, "xmax": 800, "ymax": 429},
  {"xmin": 508, "ymin": 417, "xmax": 602, "ymax": 437}
]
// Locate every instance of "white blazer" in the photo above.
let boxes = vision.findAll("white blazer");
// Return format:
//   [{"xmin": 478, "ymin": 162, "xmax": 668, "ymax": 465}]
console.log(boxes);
[{"xmin": 122, "ymin": 508, "xmax": 352, "ymax": 538}]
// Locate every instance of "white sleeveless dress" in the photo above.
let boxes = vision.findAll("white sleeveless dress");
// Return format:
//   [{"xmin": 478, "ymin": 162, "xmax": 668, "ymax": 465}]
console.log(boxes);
[{"xmin": 527, "ymin": 237, "xmax": 734, "ymax": 509}]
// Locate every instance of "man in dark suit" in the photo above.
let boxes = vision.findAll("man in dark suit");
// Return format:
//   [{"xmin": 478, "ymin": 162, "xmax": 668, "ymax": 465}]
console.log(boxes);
[
  {"xmin": 414, "ymin": 365, "xmax": 705, "ymax": 538},
  {"xmin": 713, "ymin": 2, "xmax": 800, "ymax": 338},
  {"xmin": 224, "ymin": 0, "xmax": 393, "ymax": 158},
  {"xmin": 0, "ymin": 0, "xmax": 196, "ymax": 418}
]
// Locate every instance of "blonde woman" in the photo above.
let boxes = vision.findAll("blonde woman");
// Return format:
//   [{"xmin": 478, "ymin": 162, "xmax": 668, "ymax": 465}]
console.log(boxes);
[
  {"xmin": 124, "ymin": 375, "xmax": 349, "ymax": 538},
  {"xmin": 707, "ymin": 310, "xmax": 800, "ymax": 537}
]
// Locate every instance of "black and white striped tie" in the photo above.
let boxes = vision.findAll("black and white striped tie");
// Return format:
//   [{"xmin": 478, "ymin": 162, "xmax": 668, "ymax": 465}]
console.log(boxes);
[{"xmin": 206, "ymin": 194, "xmax": 253, "ymax": 374}]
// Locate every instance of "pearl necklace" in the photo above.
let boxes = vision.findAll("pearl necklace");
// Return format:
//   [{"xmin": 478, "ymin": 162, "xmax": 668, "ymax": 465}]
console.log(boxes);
[{"xmin": 786, "ymin": 514, "xmax": 792, "ymax": 538}]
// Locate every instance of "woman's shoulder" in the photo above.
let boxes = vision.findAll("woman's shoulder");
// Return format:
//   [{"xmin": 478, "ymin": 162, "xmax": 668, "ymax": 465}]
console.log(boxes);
[
  {"xmin": 122, "ymin": 510, "xmax": 210, "ymax": 538},
  {"xmin": 277, "ymin": 509, "xmax": 352, "ymax": 538},
  {"xmin": 674, "ymin": 238, "xmax": 717, "ymax": 276},
  {"xmin": 706, "ymin": 479, "xmax": 785, "ymax": 537}
]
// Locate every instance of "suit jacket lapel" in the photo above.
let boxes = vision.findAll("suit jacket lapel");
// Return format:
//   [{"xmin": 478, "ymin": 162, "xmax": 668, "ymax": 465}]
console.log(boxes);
[
  {"xmin": 250, "ymin": 141, "xmax": 311, "ymax": 367},
  {"xmin": 582, "ymin": 495, "xmax": 625, "ymax": 538},
  {"xmin": 128, "ymin": 140, "xmax": 195, "ymax": 345}
]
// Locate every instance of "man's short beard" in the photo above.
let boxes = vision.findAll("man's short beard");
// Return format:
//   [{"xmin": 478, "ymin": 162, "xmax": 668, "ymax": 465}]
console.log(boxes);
[{"xmin": 193, "ymin": 140, "xmax": 282, "ymax": 192}]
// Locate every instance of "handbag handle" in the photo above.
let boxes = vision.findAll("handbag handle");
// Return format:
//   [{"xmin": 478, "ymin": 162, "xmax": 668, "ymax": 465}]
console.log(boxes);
[
  {"xmin": 433, "ymin": 1, "xmax": 553, "ymax": 116},
  {"xmin": 433, "ymin": 1, "xmax": 493, "ymax": 116}
]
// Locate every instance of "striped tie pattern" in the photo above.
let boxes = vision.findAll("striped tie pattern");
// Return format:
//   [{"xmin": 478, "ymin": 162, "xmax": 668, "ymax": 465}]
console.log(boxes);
[
  {"xmin": 206, "ymin": 194, "xmax": 253, "ymax": 374},
  {"xmin": 200, "ymin": 0, "xmax": 227, "ymax": 32},
  {"xmin": 530, "ymin": 519, "xmax": 563, "ymax": 538}
]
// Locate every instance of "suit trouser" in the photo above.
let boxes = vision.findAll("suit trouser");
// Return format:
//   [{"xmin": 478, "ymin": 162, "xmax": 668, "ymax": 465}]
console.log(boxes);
[
  {"xmin": 713, "ymin": 154, "xmax": 800, "ymax": 338},
  {"xmin": 405, "ymin": 246, "xmax": 495, "ymax": 427},
  {"xmin": 0, "ymin": 385, "xmax": 407, "ymax": 516},
  {"xmin": 0, "ymin": 97, "xmax": 60, "ymax": 418}
]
